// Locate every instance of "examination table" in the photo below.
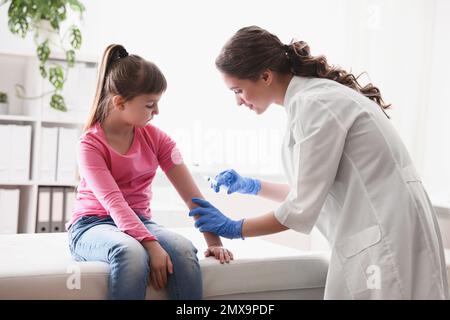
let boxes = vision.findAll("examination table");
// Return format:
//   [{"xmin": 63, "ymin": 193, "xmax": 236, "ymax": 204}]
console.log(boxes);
[{"xmin": 0, "ymin": 228, "xmax": 330, "ymax": 299}]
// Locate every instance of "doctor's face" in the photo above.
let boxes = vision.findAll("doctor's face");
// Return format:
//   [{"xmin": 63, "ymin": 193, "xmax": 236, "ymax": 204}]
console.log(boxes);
[{"xmin": 221, "ymin": 72, "xmax": 273, "ymax": 115}]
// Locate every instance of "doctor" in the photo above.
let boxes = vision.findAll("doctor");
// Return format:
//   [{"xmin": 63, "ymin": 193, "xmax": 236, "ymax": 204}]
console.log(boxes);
[{"xmin": 189, "ymin": 26, "xmax": 449, "ymax": 299}]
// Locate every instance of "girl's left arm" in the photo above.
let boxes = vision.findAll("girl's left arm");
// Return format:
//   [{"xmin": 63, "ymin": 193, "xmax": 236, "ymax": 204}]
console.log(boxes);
[{"xmin": 165, "ymin": 163, "xmax": 233, "ymax": 263}]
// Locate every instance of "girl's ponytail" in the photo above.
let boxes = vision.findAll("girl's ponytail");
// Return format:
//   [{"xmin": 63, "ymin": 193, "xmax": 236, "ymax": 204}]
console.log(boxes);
[{"xmin": 83, "ymin": 44, "xmax": 119, "ymax": 132}]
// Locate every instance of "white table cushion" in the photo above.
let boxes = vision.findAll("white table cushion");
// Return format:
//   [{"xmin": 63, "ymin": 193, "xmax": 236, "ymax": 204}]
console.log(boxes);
[{"xmin": 0, "ymin": 228, "xmax": 330, "ymax": 299}]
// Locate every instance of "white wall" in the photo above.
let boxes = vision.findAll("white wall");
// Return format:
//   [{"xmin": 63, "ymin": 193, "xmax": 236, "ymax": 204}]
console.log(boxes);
[{"xmin": 422, "ymin": 0, "xmax": 450, "ymax": 198}]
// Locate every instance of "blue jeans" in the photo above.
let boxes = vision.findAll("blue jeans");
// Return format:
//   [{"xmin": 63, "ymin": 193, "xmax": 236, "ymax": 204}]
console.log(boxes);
[{"xmin": 68, "ymin": 214, "xmax": 202, "ymax": 300}]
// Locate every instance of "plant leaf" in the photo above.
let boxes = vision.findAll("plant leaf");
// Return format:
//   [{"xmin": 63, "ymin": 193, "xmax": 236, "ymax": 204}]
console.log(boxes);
[
  {"xmin": 66, "ymin": 49, "xmax": 75, "ymax": 67},
  {"xmin": 70, "ymin": 26, "xmax": 82, "ymax": 49},
  {"xmin": 7, "ymin": 0, "xmax": 30, "ymax": 38},
  {"xmin": 49, "ymin": 66, "xmax": 65, "ymax": 90},
  {"xmin": 49, "ymin": 1, "xmax": 67, "ymax": 30},
  {"xmin": 39, "ymin": 63, "xmax": 48, "ymax": 78},
  {"xmin": 68, "ymin": 0, "xmax": 86, "ymax": 16},
  {"xmin": 37, "ymin": 40, "xmax": 50, "ymax": 62},
  {"xmin": 50, "ymin": 93, "xmax": 67, "ymax": 111}
]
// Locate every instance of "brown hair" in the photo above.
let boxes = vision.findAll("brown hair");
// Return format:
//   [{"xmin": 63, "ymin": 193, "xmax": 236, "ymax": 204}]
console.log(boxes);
[
  {"xmin": 83, "ymin": 44, "xmax": 167, "ymax": 132},
  {"xmin": 215, "ymin": 26, "xmax": 391, "ymax": 118}
]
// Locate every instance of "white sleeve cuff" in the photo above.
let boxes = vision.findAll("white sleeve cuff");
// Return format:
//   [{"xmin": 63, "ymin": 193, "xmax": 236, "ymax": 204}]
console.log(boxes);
[{"xmin": 274, "ymin": 200, "xmax": 316, "ymax": 235}]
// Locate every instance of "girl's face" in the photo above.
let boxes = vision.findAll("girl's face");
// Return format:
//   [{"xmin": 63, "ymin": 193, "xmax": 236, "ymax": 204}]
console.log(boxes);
[
  {"xmin": 116, "ymin": 92, "xmax": 163, "ymax": 127},
  {"xmin": 221, "ymin": 72, "xmax": 274, "ymax": 115}
]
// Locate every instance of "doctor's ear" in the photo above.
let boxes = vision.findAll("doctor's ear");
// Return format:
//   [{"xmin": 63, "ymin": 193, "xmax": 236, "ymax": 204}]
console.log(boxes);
[
  {"xmin": 260, "ymin": 71, "xmax": 273, "ymax": 86},
  {"xmin": 112, "ymin": 95, "xmax": 125, "ymax": 110}
]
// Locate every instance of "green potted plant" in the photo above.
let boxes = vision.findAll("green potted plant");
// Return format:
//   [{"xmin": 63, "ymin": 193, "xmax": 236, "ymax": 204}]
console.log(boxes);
[
  {"xmin": 1, "ymin": 0, "xmax": 85, "ymax": 112},
  {"xmin": 0, "ymin": 91, "xmax": 8, "ymax": 114}
]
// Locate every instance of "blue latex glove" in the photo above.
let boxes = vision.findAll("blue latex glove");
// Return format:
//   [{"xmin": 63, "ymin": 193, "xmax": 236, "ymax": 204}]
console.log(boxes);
[
  {"xmin": 189, "ymin": 198, "xmax": 244, "ymax": 240},
  {"xmin": 212, "ymin": 169, "xmax": 261, "ymax": 195}
]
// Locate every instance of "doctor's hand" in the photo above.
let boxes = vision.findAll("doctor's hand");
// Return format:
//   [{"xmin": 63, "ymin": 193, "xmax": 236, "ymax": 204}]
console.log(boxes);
[
  {"xmin": 212, "ymin": 169, "xmax": 261, "ymax": 195},
  {"xmin": 189, "ymin": 198, "xmax": 244, "ymax": 240}
]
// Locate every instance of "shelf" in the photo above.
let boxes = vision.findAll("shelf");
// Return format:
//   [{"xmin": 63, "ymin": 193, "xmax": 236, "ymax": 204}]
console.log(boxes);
[
  {"xmin": 0, "ymin": 114, "xmax": 38, "ymax": 122},
  {"xmin": 41, "ymin": 119, "xmax": 84, "ymax": 126},
  {"xmin": 0, "ymin": 181, "xmax": 35, "ymax": 186},
  {"xmin": 0, "ymin": 51, "xmax": 99, "ymax": 64},
  {"xmin": 37, "ymin": 181, "xmax": 79, "ymax": 187},
  {"xmin": 0, "ymin": 181, "xmax": 79, "ymax": 187},
  {"xmin": 0, "ymin": 114, "xmax": 86, "ymax": 126},
  {"xmin": 0, "ymin": 52, "xmax": 94, "ymax": 234},
  {"xmin": 0, "ymin": 115, "xmax": 85, "ymax": 126}
]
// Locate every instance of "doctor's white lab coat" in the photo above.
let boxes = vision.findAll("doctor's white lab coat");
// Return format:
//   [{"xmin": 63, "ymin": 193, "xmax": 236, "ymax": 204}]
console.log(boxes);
[{"xmin": 274, "ymin": 76, "xmax": 449, "ymax": 299}]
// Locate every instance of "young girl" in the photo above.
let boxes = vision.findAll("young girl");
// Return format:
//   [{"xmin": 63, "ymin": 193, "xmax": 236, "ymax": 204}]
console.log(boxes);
[{"xmin": 67, "ymin": 44, "xmax": 233, "ymax": 300}]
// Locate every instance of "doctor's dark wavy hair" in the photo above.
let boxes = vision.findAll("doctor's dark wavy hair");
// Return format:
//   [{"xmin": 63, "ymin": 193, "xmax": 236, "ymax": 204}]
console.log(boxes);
[
  {"xmin": 215, "ymin": 26, "xmax": 391, "ymax": 118},
  {"xmin": 83, "ymin": 44, "xmax": 167, "ymax": 132}
]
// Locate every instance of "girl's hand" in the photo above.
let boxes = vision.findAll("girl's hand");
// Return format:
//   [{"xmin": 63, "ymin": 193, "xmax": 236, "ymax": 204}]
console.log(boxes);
[
  {"xmin": 142, "ymin": 240, "xmax": 174, "ymax": 290},
  {"xmin": 204, "ymin": 245, "xmax": 234, "ymax": 264}
]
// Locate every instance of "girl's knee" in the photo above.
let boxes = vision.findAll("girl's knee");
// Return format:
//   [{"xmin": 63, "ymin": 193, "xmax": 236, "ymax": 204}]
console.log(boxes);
[
  {"xmin": 158, "ymin": 236, "xmax": 199, "ymax": 269},
  {"xmin": 110, "ymin": 239, "xmax": 148, "ymax": 264},
  {"xmin": 170, "ymin": 237, "xmax": 198, "ymax": 260}
]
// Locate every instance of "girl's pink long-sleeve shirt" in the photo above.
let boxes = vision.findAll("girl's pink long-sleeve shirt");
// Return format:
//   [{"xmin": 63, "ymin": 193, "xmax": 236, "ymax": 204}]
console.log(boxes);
[{"xmin": 67, "ymin": 122, "xmax": 179, "ymax": 242}]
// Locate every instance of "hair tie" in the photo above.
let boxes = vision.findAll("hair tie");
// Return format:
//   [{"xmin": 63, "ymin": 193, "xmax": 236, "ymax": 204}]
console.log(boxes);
[
  {"xmin": 114, "ymin": 47, "xmax": 129, "ymax": 61},
  {"xmin": 283, "ymin": 44, "xmax": 291, "ymax": 53}
]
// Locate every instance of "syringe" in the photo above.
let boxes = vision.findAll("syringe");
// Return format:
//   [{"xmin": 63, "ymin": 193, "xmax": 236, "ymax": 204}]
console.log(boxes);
[{"xmin": 203, "ymin": 175, "xmax": 226, "ymax": 190}]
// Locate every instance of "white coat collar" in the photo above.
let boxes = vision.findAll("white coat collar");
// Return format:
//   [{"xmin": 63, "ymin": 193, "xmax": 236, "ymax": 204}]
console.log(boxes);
[{"xmin": 283, "ymin": 76, "xmax": 311, "ymax": 113}]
